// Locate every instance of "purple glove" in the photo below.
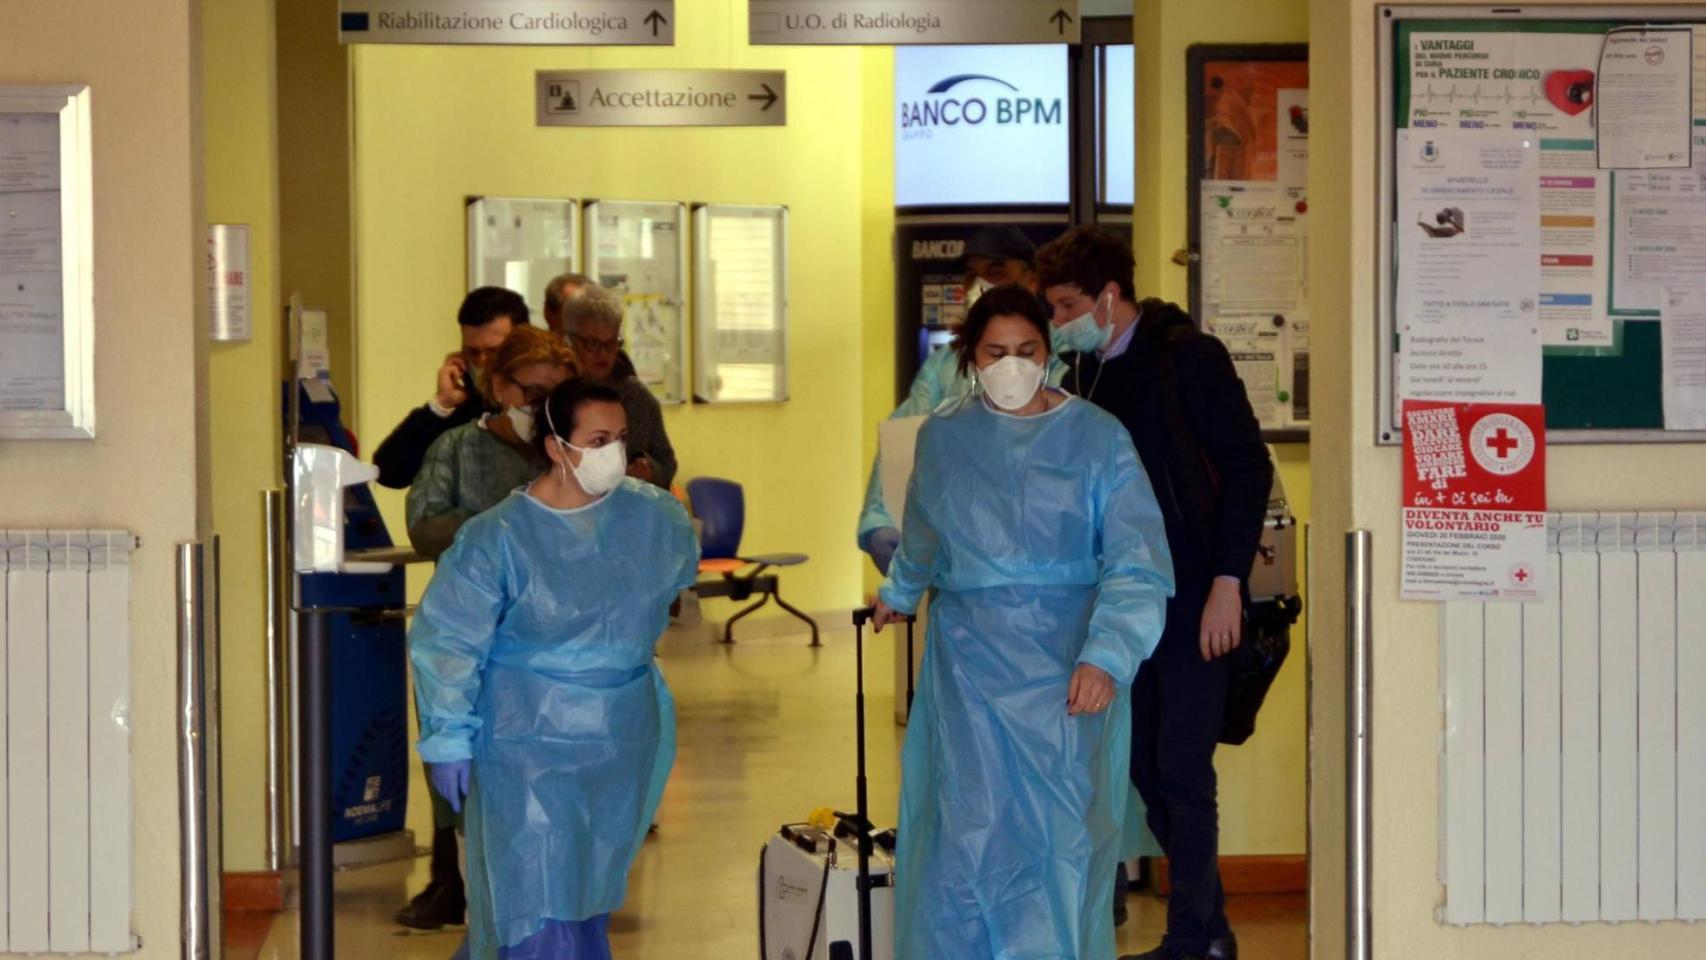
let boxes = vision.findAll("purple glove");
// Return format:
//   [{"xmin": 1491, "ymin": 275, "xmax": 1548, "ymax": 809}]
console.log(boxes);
[{"xmin": 429, "ymin": 760, "xmax": 471, "ymax": 814}]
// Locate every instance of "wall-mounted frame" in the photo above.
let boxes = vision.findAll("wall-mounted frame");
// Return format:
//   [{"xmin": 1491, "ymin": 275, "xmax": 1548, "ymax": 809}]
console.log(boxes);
[
  {"xmin": 1186, "ymin": 45, "xmax": 1310, "ymax": 443},
  {"xmin": 692, "ymin": 204, "xmax": 788, "ymax": 404},
  {"xmin": 584, "ymin": 200, "xmax": 690, "ymax": 405},
  {"xmin": 1377, "ymin": 5, "xmax": 1706, "ymax": 445},
  {"xmin": 465, "ymin": 196, "xmax": 579, "ymax": 322},
  {"xmin": 0, "ymin": 84, "xmax": 94, "ymax": 439}
]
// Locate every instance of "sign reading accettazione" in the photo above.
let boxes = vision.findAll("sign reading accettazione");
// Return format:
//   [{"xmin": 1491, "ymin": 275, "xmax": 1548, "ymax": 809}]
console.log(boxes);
[
  {"xmin": 339, "ymin": 1, "xmax": 674, "ymax": 45},
  {"xmin": 750, "ymin": 0, "xmax": 1079, "ymax": 45},
  {"xmin": 536, "ymin": 70, "xmax": 787, "ymax": 127}
]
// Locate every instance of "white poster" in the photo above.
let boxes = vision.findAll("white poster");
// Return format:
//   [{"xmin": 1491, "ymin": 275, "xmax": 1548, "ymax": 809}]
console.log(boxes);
[
  {"xmin": 586, "ymin": 201, "xmax": 687, "ymax": 403},
  {"xmin": 1208, "ymin": 315, "xmax": 1283, "ymax": 430},
  {"xmin": 0, "ymin": 178, "xmax": 64, "ymax": 412},
  {"xmin": 1199, "ymin": 180, "xmax": 1307, "ymax": 319},
  {"xmin": 1597, "ymin": 28, "xmax": 1694, "ymax": 171},
  {"xmin": 1662, "ymin": 286, "xmax": 1706, "ymax": 431},
  {"xmin": 1611, "ymin": 159, "xmax": 1706, "ymax": 315},
  {"xmin": 1397, "ymin": 130, "xmax": 1542, "ymax": 404}
]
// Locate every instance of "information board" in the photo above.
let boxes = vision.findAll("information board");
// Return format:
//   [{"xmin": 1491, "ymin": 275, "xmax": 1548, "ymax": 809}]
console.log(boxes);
[
  {"xmin": 465, "ymin": 196, "xmax": 579, "ymax": 322},
  {"xmin": 1378, "ymin": 6, "xmax": 1706, "ymax": 443},
  {"xmin": 1187, "ymin": 45, "xmax": 1310, "ymax": 441},
  {"xmin": 750, "ymin": 1, "xmax": 1080, "ymax": 46},
  {"xmin": 692, "ymin": 205, "xmax": 788, "ymax": 403},
  {"xmin": 585, "ymin": 200, "xmax": 689, "ymax": 404},
  {"xmin": 338, "ymin": 1, "xmax": 674, "ymax": 45},
  {"xmin": 0, "ymin": 85, "xmax": 93, "ymax": 440}
]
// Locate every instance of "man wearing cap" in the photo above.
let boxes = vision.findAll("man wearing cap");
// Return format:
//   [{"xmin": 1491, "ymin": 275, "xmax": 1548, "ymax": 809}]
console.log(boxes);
[{"xmin": 856, "ymin": 226, "xmax": 1045, "ymax": 573}]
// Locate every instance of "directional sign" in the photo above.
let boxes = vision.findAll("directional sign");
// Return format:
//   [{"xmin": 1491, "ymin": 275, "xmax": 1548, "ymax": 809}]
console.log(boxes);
[
  {"xmin": 536, "ymin": 70, "xmax": 787, "ymax": 127},
  {"xmin": 749, "ymin": 0, "xmax": 1078, "ymax": 45},
  {"xmin": 339, "ymin": 1, "xmax": 674, "ymax": 45}
]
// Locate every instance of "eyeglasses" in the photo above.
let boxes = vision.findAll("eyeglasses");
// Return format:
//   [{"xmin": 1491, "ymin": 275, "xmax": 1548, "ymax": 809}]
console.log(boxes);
[{"xmin": 570, "ymin": 333, "xmax": 625, "ymax": 355}]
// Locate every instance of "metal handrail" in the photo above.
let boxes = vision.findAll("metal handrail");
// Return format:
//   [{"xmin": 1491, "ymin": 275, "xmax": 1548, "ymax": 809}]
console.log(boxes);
[
  {"xmin": 177, "ymin": 542, "xmax": 211, "ymax": 960},
  {"xmin": 263, "ymin": 490, "xmax": 289, "ymax": 872},
  {"xmin": 1346, "ymin": 530, "xmax": 1373, "ymax": 960}
]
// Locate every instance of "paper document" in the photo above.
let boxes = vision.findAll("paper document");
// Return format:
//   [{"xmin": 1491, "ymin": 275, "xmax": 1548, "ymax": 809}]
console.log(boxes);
[
  {"xmin": 1199, "ymin": 181, "xmax": 1307, "ymax": 319},
  {"xmin": 1662, "ymin": 286, "xmax": 1706, "ymax": 430},
  {"xmin": 1611, "ymin": 159, "xmax": 1706, "ymax": 314},
  {"xmin": 879, "ymin": 415, "xmax": 926, "ymax": 531},
  {"xmin": 0, "ymin": 188, "xmax": 65, "ymax": 411},
  {"xmin": 1597, "ymin": 28, "xmax": 1694, "ymax": 170},
  {"xmin": 1396, "ymin": 131, "xmax": 1542, "ymax": 404},
  {"xmin": 1208, "ymin": 315, "xmax": 1283, "ymax": 430}
]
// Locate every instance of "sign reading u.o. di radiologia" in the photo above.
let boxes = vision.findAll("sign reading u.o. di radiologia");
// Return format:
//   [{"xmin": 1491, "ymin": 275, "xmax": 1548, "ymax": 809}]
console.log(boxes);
[
  {"xmin": 339, "ymin": 0, "xmax": 674, "ymax": 45},
  {"xmin": 750, "ymin": 0, "xmax": 1080, "ymax": 45}
]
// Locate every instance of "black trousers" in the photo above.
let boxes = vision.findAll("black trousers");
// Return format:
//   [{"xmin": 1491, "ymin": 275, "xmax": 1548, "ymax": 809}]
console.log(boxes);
[{"xmin": 1131, "ymin": 592, "xmax": 1231, "ymax": 955}]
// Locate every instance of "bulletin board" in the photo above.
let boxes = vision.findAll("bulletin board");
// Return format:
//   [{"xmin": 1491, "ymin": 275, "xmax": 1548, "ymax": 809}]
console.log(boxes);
[
  {"xmin": 584, "ymin": 200, "xmax": 690, "ymax": 405},
  {"xmin": 1187, "ymin": 45, "xmax": 1311, "ymax": 443},
  {"xmin": 465, "ymin": 196, "xmax": 579, "ymax": 322},
  {"xmin": 1377, "ymin": 6, "xmax": 1706, "ymax": 444},
  {"xmin": 0, "ymin": 85, "xmax": 93, "ymax": 440},
  {"xmin": 692, "ymin": 204, "xmax": 789, "ymax": 404}
]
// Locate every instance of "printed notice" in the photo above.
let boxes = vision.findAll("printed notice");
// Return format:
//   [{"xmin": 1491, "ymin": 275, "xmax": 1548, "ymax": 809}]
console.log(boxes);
[
  {"xmin": 1208, "ymin": 315, "xmax": 1283, "ymax": 430},
  {"xmin": 1401, "ymin": 400, "xmax": 1548, "ymax": 602},
  {"xmin": 1611, "ymin": 158, "xmax": 1706, "ymax": 314},
  {"xmin": 1396, "ymin": 130, "xmax": 1542, "ymax": 403},
  {"xmin": 1199, "ymin": 180, "xmax": 1307, "ymax": 319},
  {"xmin": 1597, "ymin": 28, "xmax": 1693, "ymax": 170},
  {"xmin": 1662, "ymin": 286, "xmax": 1706, "ymax": 430}
]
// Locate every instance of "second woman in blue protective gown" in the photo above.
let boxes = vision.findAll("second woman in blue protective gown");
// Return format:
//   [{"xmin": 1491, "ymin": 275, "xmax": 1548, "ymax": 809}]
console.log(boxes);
[
  {"xmin": 409, "ymin": 379, "xmax": 700, "ymax": 960},
  {"xmin": 873, "ymin": 285, "xmax": 1175, "ymax": 960}
]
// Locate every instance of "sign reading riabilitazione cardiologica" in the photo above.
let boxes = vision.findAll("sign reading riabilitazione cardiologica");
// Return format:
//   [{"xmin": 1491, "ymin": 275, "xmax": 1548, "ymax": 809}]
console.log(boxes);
[
  {"xmin": 537, "ymin": 70, "xmax": 786, "ymax": 127},
  {"xmin": 750, "ymin": 0, "xmax": 1079, "ymax": 45},
  {"xmin": 339, "ymin": 1, "xmax": 674, "ymax": 45}
]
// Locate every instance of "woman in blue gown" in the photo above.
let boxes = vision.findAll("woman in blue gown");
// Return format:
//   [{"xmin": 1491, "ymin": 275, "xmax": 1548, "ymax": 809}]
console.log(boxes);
[
  {"xmin": 873, "ymin": 285, "xmax": 1175, "ymax": 959},
  {"xmin": 410, "ymin": 379, "xmax": 700, "ymax": 959}
]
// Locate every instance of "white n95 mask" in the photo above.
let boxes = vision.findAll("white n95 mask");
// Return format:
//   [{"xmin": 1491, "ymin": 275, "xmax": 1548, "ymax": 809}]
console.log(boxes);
[
  {"xmin": 1053, "ymin": 290, "xmax": 1115, "ymax": 354},
  {"xmin": 505, "ymin": 405, "xmax": 537, "ymax": 445},
  {"xmin": 979, "ymin": 355, "xmax": 1046, "ymax": 411},
  {"xmin": 567, "ymin": 440, "xmax": 628, "ymax": 497}
]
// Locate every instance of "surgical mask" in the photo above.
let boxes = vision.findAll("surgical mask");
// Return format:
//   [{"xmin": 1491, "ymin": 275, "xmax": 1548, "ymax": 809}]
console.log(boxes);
[
  {"xmin": 979, "ymin": 355, "xmax": 1046, "ymax": 411},
  {"xmin": 566, "ymin": 440, "xmax": 627, "ymax": 497},
  {"xmin": 504, "ymin": 405, "xmax": 537, "ymax": 444},
  {"xmin": 966, "ymin": 278, "xmax": 995, "ymax": 306},
  {"xmin": 1053, "ymin": 290, "xmax": 1116, "ymax": 354}
]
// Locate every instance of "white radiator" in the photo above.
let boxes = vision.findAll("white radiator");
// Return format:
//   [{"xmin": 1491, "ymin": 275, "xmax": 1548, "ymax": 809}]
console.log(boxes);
[
  {"xmin": 1441, "ymin": 512, "xmax": 1706, "ymax": 926},
  {"xmin": 0, "ymin": 530, "xmax": 135, "ymax": 953}
]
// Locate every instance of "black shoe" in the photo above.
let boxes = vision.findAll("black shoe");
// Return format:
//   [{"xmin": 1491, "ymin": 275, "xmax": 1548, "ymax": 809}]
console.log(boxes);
[
  {"xmin": 394, "ymin": 879, "xmax": 466, "ymax": 930},
  {"xmin": 1205, "ymin": 935, "xmax": 1238, "ymax": 960},
  {"xmin": 1118, "ymin": 949, "xmax": 1200, "ymax": 960}
]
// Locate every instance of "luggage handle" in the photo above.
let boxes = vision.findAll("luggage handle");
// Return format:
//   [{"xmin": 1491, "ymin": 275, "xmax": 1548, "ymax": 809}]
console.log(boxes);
[{"xmin": 847, "ymin": 607, "xmax": 916, "ymax": 960}]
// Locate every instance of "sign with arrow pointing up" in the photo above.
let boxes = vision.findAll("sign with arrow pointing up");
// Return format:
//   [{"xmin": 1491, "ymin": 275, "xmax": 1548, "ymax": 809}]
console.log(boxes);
[
  {"xmin": 339, "ymin": 1, "xmax": 675, "ymax": 45},
  {"xmin": 750, "ymin": 0, "xmax": 1079, "ymax": 45},
  {"xmin": 537, "ymin": 70, "xmax": 788, "ymax": 127}
]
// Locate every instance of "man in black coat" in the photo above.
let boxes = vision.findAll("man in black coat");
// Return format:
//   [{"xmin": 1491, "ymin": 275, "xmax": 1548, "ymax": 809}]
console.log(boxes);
[
  {"xmin": 371, "ymin": 286, "xmax": 525, "ymax": 490},
  {"xmin": 1038, "ymin": 227, "xmax": 1273, "ymax": 960}
]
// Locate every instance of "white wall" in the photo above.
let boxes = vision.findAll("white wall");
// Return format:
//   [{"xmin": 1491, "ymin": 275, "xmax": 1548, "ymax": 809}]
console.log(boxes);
[{"xmin": 0, "ymin": 0, "xmax": 207, "ymax": 956}]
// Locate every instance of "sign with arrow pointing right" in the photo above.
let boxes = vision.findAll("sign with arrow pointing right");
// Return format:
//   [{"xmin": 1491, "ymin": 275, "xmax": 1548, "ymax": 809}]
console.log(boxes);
[
  {"xmin": 749, "ymin": 0, "xmax": 1079, "ymax": 45},
  {"xmin": 536, "ymin": 70, "xmax": 788, "ymax": 127}
]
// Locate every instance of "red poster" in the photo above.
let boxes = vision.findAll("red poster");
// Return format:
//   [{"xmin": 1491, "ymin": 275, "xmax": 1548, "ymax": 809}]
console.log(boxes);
[{"xmin": 1402, "ymin": 400, "xmax": 1548, "ymax": 601}]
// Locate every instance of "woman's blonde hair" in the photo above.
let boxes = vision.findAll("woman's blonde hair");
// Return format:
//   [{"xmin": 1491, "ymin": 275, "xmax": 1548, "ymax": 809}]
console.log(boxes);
[{"xmin": 481, "ymin": 324, "xmax": 578, "ymax": 405}]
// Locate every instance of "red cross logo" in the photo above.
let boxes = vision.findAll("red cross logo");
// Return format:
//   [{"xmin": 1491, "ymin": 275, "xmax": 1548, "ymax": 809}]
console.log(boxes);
[
  {"xmin": 1513, "ymin": 566, "xmax": 1531, "ymax": 584},
  {"xmin": 1486, "ymin": 428, "xmax": 1520, "ymax": 460}
]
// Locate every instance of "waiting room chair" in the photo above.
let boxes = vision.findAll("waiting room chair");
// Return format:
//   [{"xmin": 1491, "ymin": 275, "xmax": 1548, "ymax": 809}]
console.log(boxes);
[{"xmin": 686, "ymin": 477, "xmax": 818, "ymax": 646}]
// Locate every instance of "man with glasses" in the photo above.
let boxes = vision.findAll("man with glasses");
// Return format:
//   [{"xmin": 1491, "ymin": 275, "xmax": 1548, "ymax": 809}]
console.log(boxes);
[
  {"xmin": 564, "ymin": 285, "xmax": 678, "ymax": 487},
  {"xmin": 373, "ymin": 286, "xmax": 525, "ymax": 490}
]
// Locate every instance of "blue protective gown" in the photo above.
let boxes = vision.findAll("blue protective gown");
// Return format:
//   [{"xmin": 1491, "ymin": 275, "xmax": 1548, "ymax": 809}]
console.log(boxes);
[
  {"xmin": 410, "ymin": 481, "xmax": 700, "ymax": 958},
  {"xmin": 858, "ymin": 346, "xmax": 1068, "ymax": 543},
  {"xmin": 878, "ymin": 392, "xmax": 1174, "ymax": 960}
]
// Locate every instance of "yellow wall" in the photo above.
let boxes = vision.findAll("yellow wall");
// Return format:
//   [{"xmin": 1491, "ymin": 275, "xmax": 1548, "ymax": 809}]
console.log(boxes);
[
  {"xmin": 0, "ymin": 1, "xmax": 206, "ymax": 954},
  {"xmin": 204, "ymin": 0, "xmax": 283, "ymax": 875},
  {"xmin": 1133, "ymin": 0, "xmax": 1311, "ymax": 856},
  {"xmin": 860, "ymin": 45, "xmax": 897, "ymax": 598},
  {"xmin": 1310, "ymin": 1, "xmax": 1706, "ymax": 957},
  {"xmin": 351, "ymin": 5, "xmax": 884, "ymax": 615}
]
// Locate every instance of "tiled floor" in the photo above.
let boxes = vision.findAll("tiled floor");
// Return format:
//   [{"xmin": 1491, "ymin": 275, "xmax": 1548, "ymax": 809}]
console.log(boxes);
[{"xmin": 233, "ymin": 623, "xmax": 1307, "ymax": 959}]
